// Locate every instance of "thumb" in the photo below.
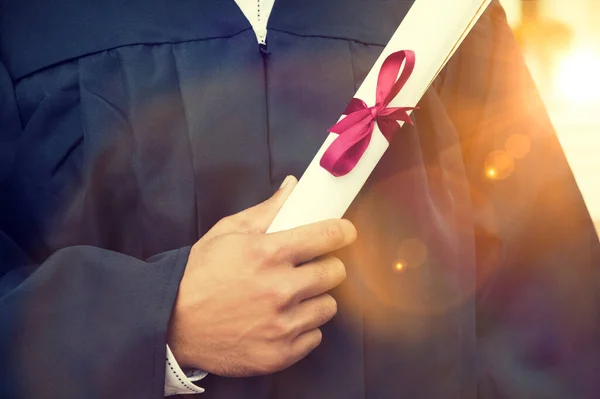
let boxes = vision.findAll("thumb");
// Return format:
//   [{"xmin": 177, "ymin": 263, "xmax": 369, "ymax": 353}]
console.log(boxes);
[
  {"xmin": 216, "ymin": 175, "xmax": 297, "ymax": 235},
  {"xmin": 249, "ymin": 175, "xmax": 298, "ymax": 232}
]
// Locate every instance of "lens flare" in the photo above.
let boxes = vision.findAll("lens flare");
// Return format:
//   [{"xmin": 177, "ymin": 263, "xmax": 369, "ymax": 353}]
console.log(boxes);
[
  {"xmin": 396, "ymin": 238, "xmax": 428, "ymax": 269},
  {"xmin": 393, "ymin": 260, "xmax": 407, "ymax": 272},
  {"xmin": 484, "ymin": 150, "xmax": 515, "ymax": 180},
  {"xmin": 505, "ymin": 133, "xmax": 531, "ymax": 159}
]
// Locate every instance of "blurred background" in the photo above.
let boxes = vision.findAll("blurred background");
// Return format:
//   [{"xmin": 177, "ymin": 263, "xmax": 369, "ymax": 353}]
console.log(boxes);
[{"xmin": 499, "ymin": 0, "xmax": 600, "ymax": 235}]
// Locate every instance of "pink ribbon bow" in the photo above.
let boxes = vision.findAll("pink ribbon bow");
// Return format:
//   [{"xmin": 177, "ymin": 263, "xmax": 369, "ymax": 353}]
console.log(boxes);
[{"xmin": 320, "ymin": 50, "xmax": 417, "ymax": 177}]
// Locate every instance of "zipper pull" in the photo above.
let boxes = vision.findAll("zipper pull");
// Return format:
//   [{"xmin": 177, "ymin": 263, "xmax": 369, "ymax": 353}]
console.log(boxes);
[{"xmin": 259, "ymin": 40, "xmax": 270, "ymax": 56}]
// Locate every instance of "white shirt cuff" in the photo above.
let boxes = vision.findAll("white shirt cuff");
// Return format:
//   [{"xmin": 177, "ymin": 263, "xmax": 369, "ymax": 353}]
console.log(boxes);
[{"xmin": 164, "ymin": 344, "xmax": 208, "ymax": 396}]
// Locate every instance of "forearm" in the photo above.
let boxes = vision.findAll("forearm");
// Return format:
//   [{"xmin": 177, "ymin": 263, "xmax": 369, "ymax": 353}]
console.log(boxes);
[{"xmin": 0, "ymin": 243, "xmax": 189, "ymax": 399}]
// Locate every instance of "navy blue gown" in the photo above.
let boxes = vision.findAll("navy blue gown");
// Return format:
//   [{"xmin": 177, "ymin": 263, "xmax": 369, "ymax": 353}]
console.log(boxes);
[{"xmin": 1, "ymin": 0, "xmax": 599, "ymax": 398}]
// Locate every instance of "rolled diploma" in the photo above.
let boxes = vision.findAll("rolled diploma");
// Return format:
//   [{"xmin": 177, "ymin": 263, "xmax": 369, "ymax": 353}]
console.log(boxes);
[{"xmin": 267, "ymin": 0, "xmax": 491, "ymax": 234}]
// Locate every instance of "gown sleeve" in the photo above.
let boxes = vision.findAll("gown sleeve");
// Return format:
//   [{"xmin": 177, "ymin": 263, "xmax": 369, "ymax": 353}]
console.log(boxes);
[
  {"xmin": 442, "ymin": 2, "xmax": 600, "ymax": 398},
  {"xmin": 0, "ymin": 60, "xmax": 189, "ymax": 399}
]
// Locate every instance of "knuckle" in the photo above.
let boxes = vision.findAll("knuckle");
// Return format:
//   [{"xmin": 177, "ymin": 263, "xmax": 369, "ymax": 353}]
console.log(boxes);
[
  {"xmin": 259, "ymin": 197, "xmax": 275, "ymax": 212},
  {"xmin": 245, "ymin": 239, "xmax": 276, "ymax": 263},
  {"xmin": 236, "ymin": 217, "xmax": 255, "ymax": 233},
  {"xmin": 259, "ymin": 239, "xmax": 283, "ymax": 262},
  {"xmin": 216, "ymin": 215, "xmax": 239, "ymax": 232},
  {"xmin": 268, "ymin": 283, "xmax": 295, "ymax": 308},
  {"xmin": 217, "ymin": 214, "xmax": 259, "ymax": 234},
  {"xmin": 268, "ymin": 317, "xmax": 293, "ymax": 340}
]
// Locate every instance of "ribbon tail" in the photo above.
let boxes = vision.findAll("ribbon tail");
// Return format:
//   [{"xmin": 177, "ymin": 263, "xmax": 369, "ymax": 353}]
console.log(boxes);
[
  {"xmin": 321, "ymin": 122, "xmax": 374, "ymax": 177},
  {"xmin": 377, "ymin": 119, "xmax": 402, "ymax": 142},
  {"xmin": 384, "ymin": 107, "xmax": 416, "ymax": 125}
]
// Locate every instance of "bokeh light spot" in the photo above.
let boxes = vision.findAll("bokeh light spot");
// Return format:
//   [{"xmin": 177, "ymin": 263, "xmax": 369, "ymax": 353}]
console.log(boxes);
[
  {"xmin": 394, "ymin": 260, "xmax": 407, "ymax": 272},
  {"xmin": 484, "ymin": 150, "xmax": 515, "ymax": 180},
  {"xmin": 396, "ymin": 238, "xmax": 428, "ymax": 269},
  {"xmin": 505, "ymin": 133, "xmax": 531, "ymax": 159}
]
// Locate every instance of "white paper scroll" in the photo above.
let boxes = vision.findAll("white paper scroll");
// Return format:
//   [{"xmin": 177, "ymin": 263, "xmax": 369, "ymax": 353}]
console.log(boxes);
[{"xmin": 267, "ymin": 0, "xmax": 491, "ymax": 234}]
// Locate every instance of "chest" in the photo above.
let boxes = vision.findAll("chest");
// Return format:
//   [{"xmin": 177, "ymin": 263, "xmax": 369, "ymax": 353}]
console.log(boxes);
[{"xmin": 3, "ymin": 0, "xmax": 468, "ymax": 259}]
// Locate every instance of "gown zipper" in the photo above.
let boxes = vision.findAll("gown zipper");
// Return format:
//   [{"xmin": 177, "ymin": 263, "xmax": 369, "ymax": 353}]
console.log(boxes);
[{"xmin": 257, "ymin": 0, "xmax": 273, "ymax": 187}]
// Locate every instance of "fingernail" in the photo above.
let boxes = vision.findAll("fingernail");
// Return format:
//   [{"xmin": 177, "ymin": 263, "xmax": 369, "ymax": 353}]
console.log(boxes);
[{"xmin": 279, "ymin": 175, "xmax": 293, "ymax": 190}]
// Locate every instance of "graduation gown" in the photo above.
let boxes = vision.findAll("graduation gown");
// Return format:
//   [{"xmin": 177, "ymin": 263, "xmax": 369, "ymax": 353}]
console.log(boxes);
[{"xmin": 1, "ymin": 0, "xmax": 599, "ymax": 398}]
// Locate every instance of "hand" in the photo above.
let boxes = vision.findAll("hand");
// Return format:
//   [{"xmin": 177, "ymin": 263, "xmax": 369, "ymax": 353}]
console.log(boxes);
[{"xmin": 167, "ymin": 176, "xmax": 357, "ymax": 377}]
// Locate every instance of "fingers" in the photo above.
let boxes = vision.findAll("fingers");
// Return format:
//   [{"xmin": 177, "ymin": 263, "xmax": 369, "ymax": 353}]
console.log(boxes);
[
  {"xmin": 267, "ymin": 219, "xmax": 357, "ymax": 265},
  {"xmin": 290, "ymin": 328, "xmax": 323, "ymax": 364},
  {"xmin": 291, "ymin": 256, "xmax": 346, "ymax": 301},
  {"xmin": 289, "ymin": 294, "xmax": 338, "ymax": 336},
  {"xmin": 283, "ymin": 294, "xmax": 337, "ymax": 365}
]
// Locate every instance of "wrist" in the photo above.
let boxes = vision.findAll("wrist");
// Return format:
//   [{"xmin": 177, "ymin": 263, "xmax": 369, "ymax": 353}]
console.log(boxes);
[
  {"xmin": 167, "ymin": 289, "xmax": 195, "ymax": 368},
  {"xmin": 167, "ymin": 330, "xmax": 197, "ymax": 369}
]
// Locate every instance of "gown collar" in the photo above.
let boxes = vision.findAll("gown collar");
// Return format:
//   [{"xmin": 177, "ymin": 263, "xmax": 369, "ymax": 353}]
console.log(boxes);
[{"xmin": 234, "ymin": 0, "xmax": 276, "ymax": 44}]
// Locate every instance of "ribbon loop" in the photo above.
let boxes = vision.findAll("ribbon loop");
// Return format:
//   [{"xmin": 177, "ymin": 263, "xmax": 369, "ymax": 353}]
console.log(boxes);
[{"xmin": 320, "ymin": 50, "xmax": 417, "ymax": 177}]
